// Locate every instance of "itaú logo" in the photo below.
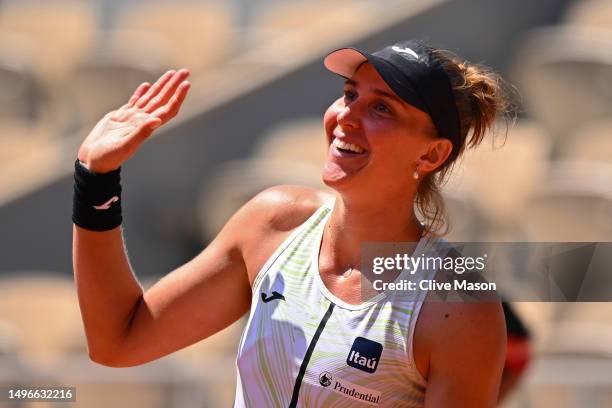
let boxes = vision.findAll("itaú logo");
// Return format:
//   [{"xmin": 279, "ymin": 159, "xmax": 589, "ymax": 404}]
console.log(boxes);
[{"xmin": 346, "ymin": 337, "xmax": 383, "ymax": 374}]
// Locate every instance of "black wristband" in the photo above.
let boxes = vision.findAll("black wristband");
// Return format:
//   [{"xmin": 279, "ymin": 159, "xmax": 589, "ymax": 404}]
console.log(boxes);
[{"xmin": 72, "ymin": 160, "xmax": 123, "ymax": 231}]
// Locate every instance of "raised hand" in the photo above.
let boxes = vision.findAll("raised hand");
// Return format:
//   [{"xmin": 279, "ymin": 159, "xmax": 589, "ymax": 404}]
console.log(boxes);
[{"xmin": 77, "ymin": 69, "xmax": 191, "ymax": 173}]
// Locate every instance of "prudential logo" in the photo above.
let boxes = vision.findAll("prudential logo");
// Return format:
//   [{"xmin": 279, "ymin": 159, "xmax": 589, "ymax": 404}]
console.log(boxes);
[
  {"xmin": 315, "ymin": 372, "xmax": 381, "ymax": 406},
  {"xmin": 346, "ymin": 337, "xmax": 383, "ymax": 374},
  {"xmin": 319, "ymin": 372, "xmax": 332, "ymax": 387}
]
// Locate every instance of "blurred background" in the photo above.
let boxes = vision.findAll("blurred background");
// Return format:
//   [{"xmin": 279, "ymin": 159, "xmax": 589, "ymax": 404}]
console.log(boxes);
[{"xmin": 0, "ymin": 0, "xmax": 611, "ymax": 406}]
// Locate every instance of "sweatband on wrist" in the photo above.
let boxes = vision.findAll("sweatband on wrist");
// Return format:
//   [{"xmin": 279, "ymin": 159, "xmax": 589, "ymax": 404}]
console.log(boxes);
[{"xmin": 72, "ymin": 159, "xmax": 122, "ymax": 231}]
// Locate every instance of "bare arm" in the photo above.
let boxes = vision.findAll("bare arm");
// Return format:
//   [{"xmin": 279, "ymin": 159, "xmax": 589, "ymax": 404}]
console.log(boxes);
[
  {"xmin": 72, "ymin": 69, "xmax": 253, "ymax": 366},
  {"xmin": 415, "ymin": 300, "xmax": 506, "ymax": 407},
  {"xmin": 74, "ymin": 185, "xmax": 323, "ymax": 367},
  {"xmin": 73, "ymin": 211, "xmax": 250, "ymax": 367},
  {"xmin": 73, "ymin": 69, "xmax": 328, "ymax": 367}
]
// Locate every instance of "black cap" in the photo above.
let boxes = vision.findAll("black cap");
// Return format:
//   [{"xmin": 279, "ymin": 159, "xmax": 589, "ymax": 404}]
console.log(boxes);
[{"xmin": 324, "ymin": 40, "xmax": 461, "ymax": 160}]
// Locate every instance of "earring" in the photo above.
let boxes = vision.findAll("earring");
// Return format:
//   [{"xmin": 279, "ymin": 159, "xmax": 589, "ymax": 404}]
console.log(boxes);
[{"xmin": 413, "ymin": 168, "xmax": 419, "ymax": 180}]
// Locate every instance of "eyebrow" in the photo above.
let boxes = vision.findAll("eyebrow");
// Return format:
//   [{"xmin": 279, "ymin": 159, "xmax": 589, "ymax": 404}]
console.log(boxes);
[{"xmin": 344, "ymin": 78, "xmax": 405, "ymax": 106}]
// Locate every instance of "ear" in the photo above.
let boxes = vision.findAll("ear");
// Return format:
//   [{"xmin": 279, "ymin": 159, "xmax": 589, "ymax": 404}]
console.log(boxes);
[{"xmin": 418, "ymin": 138, "xmax": 453, "ymax": 173}]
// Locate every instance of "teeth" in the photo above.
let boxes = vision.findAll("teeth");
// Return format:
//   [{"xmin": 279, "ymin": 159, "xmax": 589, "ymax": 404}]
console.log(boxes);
[{"xmin": 333, "ymin": 138, "xmax": 365, "ymax": 154}]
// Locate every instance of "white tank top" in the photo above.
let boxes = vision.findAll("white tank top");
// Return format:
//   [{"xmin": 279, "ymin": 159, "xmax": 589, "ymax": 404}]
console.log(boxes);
[{"xmin": 234, "ymin": 204, "xmax": 444, "ymax": 407}]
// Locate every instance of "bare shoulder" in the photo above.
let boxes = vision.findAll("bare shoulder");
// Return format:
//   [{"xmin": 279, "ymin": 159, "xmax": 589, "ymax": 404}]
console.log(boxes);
[
  {"xmin": 419, "ymin": 299, "xmax": 506, "ymax": 352},
  {"xmin": 239, "ymin": 184, "xmax": 331, "ymax": 230},
  {"xmin": 414, "ymin": 248, "xmax": 506, "ymax": 385},
  {"xmin": 233, "ymin": 184, "xmax": 334, "ymax": 284},
  {"xmin": 415, "ymin": 247, "xmax": 505, "ymax": 359},
  {"xmin": 415, "ymin": 298, "xmax": 506, "ymax": 406}
]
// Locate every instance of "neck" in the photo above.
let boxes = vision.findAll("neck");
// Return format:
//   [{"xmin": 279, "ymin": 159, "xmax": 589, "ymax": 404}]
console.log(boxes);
[{"xmin": 320, "ymin": 190, "xmax": 423, "ymax": 276}]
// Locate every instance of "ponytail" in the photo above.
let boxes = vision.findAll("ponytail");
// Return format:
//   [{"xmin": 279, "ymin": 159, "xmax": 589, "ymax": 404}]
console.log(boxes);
[{"xmin": 417, "ymin": 49, "xmax": 516, "ymax": 236}]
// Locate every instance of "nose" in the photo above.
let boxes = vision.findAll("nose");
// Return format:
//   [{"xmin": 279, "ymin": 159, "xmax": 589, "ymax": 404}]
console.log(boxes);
[{"xmin": 336, "ymin": 100, "xmax": 360, "ymax": 130}]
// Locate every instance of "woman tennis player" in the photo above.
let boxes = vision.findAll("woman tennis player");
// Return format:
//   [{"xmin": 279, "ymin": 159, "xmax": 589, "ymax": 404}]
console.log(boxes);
[{"xmin": 73, "ymin": 40, "xmax": 511, "ymax": 407}]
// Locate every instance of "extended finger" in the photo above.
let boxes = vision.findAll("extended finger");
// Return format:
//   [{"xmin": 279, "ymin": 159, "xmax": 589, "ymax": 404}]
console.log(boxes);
[
  {"xmin": 127, "ymin": 82, "xmax": 151, "ymax": 107},
  {"xmin": 135, "ymin": 70, "xmax": 176, "ymax": 109},
  {"xmin": 152, "ymin": 81, "xmax": 191, "ymax": 122},
  {"xmin": 143, "ymin": 69, "xmax": 190, "ymax": 113}
]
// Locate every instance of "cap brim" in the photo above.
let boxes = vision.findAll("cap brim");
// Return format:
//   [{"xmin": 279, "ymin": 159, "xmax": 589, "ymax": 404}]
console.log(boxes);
[
  {"xmin": 324, "ymin": 46, "xmax": 428, "ymax": 116},
  {"xmin": 324, "ymin": 48, "xmax": 369, "ymax": 78}
]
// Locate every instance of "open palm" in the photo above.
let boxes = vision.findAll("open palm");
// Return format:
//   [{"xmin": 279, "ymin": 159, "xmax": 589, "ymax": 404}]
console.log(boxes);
[{"xmin": 77, "ymin": 69, "xmax": 191, "ymax": 173}]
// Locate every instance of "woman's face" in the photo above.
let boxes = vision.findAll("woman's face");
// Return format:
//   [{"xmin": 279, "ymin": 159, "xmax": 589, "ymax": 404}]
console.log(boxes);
[{"xmin": 322, "ymin": 62, "xmax": 444, "ymax": 199}]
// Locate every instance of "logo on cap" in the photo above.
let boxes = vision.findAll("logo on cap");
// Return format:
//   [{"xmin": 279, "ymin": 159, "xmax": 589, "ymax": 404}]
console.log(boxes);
[{"xmin": 391, "ymin": 45, "xmax": 419, "ymax": 60}]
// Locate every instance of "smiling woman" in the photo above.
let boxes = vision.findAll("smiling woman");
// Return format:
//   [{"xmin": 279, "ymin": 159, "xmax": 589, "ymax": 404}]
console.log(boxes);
[
  {"xmin": 323, "ymin": 41, "xmax": 513, "ymax": 236},
  {"xmin": 73, "ymin": 40, "xmax": 513, "ymax": 408}
]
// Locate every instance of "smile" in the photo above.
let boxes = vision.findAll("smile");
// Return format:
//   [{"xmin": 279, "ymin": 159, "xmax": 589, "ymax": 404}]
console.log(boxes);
[{"xmin": 331, "ymin": 137, "xmax": 367, "ymax": 156}]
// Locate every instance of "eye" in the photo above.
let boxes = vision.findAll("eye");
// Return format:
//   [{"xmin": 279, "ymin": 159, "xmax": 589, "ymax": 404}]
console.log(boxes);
[
  {"xmin": 343, "ymin": 89, "xmax": 357, "ymax": 102},
  {"xmin": 374, "ymin": 102, "xmax": 391, "ymax": 114}
]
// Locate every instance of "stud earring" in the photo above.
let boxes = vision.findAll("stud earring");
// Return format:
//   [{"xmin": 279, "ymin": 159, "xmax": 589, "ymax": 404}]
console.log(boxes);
[{"xmin": 413, "ymin": 169, "xmax": 419, "ymax": 180}]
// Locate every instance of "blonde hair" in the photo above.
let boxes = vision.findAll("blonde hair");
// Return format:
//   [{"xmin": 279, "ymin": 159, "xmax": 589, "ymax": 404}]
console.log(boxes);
[{"xmin": 416, "ymin": 49, "xmax": 516, "ymax": 236}]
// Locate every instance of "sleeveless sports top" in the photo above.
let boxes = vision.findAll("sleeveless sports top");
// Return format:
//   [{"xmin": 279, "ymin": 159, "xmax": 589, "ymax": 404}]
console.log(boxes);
[{"xmin": 234, "ymin": 204, "xmax": 444, "ymax": 407}]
